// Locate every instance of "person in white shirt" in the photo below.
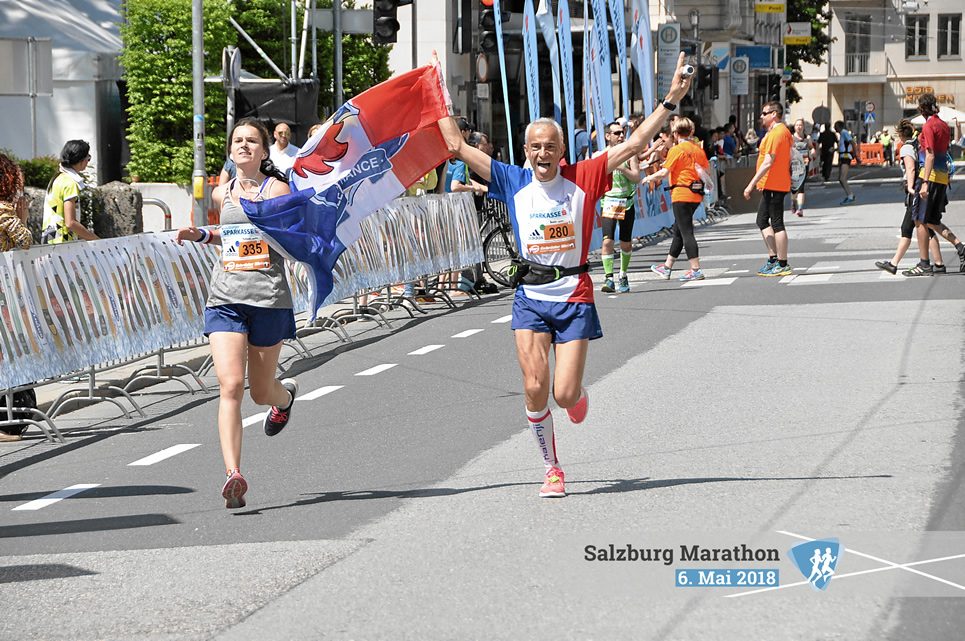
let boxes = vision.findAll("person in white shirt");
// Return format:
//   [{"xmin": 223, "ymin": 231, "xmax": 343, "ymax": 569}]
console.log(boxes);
[{"xmin": 269, "ymin": 122, "xmax": 300, "ymax": 174}]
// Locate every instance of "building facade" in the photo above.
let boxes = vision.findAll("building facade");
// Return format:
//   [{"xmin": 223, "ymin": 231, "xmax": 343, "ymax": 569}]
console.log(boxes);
[{"xmin": 791, "ymin": 0, "xmax": 963, "ymax": 137}]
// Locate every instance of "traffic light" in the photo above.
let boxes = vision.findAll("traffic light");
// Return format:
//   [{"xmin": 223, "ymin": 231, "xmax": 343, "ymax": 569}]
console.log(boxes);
[
  {"xmin": 479, "ymin": 1, "xmax": 510, "ymax": 54},
  {"xmin": 373, "ymin": 0, "xmax": 412, "ymax": 45},
  {"xmin": 695, "ymin": 64, "xmax": 720, "ymax": 100}
]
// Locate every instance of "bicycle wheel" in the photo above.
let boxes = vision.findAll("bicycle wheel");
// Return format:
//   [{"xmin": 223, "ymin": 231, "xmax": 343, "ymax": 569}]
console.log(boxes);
[{"xmin": 483, "ymin": 225, "xmax": 517, "ymax": 288}]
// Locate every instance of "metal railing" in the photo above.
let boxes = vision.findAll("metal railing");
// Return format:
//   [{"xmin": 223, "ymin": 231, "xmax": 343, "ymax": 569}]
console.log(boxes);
[{"xmin": 846, "ymin": 53, "xmax": 871, "ymax": 74}]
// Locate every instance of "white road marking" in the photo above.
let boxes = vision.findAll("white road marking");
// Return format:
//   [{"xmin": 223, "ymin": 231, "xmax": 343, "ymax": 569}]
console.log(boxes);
[
  {"xmin": 408, "ymin": 344, "xmax": 445, "ymax": 355},
  {"xmin": 681, "ymin": 277, "xmax": 737, "ymax": 288},
  {"xmin": 355, "ymin": 363, "xmax": 397, "ymax": 376},
  {"xmin": 491, "ymin": 315, "xmax": 513, "ymax": 324},
  {"xmin": 12, "ymin": 484, "xmax": 101, "ymax": 511},
  {"xmin": 879, "ymin": 272, "xmax": 908, "ymax": 280},
  {"xmin": 807, "ymin": 265, "xmax": 840, "ymax": 272},
  {"xmin": 128, "ymin": 444, "xmax": 201, "ymax": 466},
  {"xmin": 725, "ymin": 269, "xmax": 749, "ymax": 274},
  {"xmin": 242, "ymin": 413, "xmax": 266, "ymax": 428},
  {"xmin": 608, "ymin": 295, "xmax": 618, "ymax": 299},
  {"xmin": 788, "ymin": 273, "xmax": 833, "ymax": 284},
  {"xmin": 779, "ymin": 275, "xmax": 796, "ymax": 284},
  {"xmin": 452, "ymin": 329, "xmax": 484, "ymax": 338},
  {"xmin": 297, "ymin": 385, "xmax": 344, "ymax": 401}
]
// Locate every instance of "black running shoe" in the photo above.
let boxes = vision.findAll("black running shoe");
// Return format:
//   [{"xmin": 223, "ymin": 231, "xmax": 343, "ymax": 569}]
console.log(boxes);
[
  {"xmin": 264, "ymin": 379, "xmax": 298, "ymax": 436},
  {"xmin": 958, "ymin": 245, "xmax": 965, "ymax": 272},
  {"xmin": 933, "ymin": 264, "xmax": 947, "ymax": 274},
  {"xmin": 875, "ymin": 260, "xmax": 897, "ymax": 275}
]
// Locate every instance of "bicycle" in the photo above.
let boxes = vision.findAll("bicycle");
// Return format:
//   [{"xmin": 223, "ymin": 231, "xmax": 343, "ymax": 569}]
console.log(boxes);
[{"xmin": 479, "ymin": 198, "xmax": 518, "ymax": 288}]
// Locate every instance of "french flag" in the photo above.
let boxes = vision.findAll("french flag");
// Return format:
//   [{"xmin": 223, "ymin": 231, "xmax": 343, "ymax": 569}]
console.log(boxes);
[{"xmin": 242, "ymin": 65, "xmax": 452, "ymax": 319}]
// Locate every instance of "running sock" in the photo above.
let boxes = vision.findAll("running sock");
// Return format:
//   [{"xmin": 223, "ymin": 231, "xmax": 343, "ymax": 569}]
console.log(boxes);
[
  {"xmin": 620, "ymin": 250, "xmax": 632, "ymax": 275},
  {"xmin": 602, "ymin": 254, "xmax": 614, "ymax": 278},
  {"xmin": 956, "ymin": 242, "xmax": 964, "ymax": 252},
  {"xmin": 526, "ymin": 407, "xmax": 557, "ymax": 469},
  {"xmin": 779, "ymin": 259, "xmax": 788, "ymax": 267},
  {"xmin": 769, "ymin": 255, "xmax": 777, "ymax": 263},
  {"xmin": 919, "ymin": 259, "xmax": 931, "ymax": 268}
]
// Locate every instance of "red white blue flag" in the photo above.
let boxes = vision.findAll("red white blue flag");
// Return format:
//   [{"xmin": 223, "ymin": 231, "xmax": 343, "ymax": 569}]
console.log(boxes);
[{"xmin": 242, "ymin": 65, "xmax": 452, "ymax": 319}]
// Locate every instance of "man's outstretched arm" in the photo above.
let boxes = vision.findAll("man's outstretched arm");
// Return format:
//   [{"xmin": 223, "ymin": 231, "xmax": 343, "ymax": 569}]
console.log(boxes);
[
  {"xmin": 438, "ymin": 116, "xmax": 493, "ymax": 183},
  {"xmin": 607, "ymin": 52, "xmax": 693, "ymax": 173}
]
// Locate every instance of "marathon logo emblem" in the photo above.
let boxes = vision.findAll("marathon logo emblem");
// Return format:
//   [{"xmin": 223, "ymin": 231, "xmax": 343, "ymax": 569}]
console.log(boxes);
[{"xmin": 789, "ymin": 538, "xmax": 843, "ymax": 591}]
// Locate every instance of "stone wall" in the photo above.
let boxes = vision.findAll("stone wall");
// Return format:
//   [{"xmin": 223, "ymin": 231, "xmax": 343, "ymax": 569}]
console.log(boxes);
[{"xmin": 23, "ymin": 182, "xmax": 143, "ymax": 244}]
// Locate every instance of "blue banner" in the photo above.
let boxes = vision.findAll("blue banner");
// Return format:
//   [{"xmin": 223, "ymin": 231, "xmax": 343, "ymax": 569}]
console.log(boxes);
[
  {"xmin": 607, "ymin": 0, "xmax": 630, "ymax": 120},
  {"xmin": 590, "ymin": 0, "xmax": 614, "ymax": 134},
  {"xmin": 557, "ymin": 0, "xmax": 577, "ymax": 162},
  {"xmin": 583, "ymin": 0, "xmax": 596, "ymax": 154},
  {"xmin": 494, "ymin": 0, "xmax": 515, "ymax": 164},
  {"xmin": 522, "ymin": 0, "xmax": 541, "ymax": 124},
  {"xmin": 630, "ymin": 0, "xmax": 655, "ymax": 115},
  {"xmin": 536, "ymin": 0, "xmax": 562, "ymax": 124}
]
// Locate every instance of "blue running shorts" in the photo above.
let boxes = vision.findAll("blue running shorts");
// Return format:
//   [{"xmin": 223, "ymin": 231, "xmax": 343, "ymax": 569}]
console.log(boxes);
[
  {"xmin": 204, "ymin": 303, "xmax": 296, "ymax": 347},
  {"xmin": 511, "ymin": 293, "xmax": 603, "ymax": 343}
]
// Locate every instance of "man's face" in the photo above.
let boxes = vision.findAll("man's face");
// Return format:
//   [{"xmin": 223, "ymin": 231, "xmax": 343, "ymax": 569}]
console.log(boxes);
[
  {"xmin": 605, "ymin": 125, "xmax": 625, "ymax": 148},
  {"xmin": 480, "ymin": 136, "xmax": 494, "ymax": 156},
  {"xmin": 274, "ymin": 124, "xmax": 291, "ymax": 148},
  {"xmin": 525, "ymin": 124, "xmax": 565, "ymax": 182},
  {"xmin": 760, "ymin": 106, "xmax": 779, "ymax": 128}
]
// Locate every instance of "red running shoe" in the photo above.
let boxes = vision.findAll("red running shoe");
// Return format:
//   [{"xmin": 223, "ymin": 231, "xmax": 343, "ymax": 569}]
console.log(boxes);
[
  {"xmin": 264, "ymin": 379, "xmax": 298, "ymax": 436},
  {"xmin": 566, "ymin": 388, "xmax": 589, "ymax": 424},
  {"xmin": 539, "ymin": 467, "xmax": 566, "ymax": 498},
  {"xmin": 222, "ymin": 469, "xmax": 247, "ymax": 509}
]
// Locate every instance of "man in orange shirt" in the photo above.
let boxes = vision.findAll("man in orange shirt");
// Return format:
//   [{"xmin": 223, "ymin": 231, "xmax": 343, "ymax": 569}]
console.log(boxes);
[
  {"xmin": 642, "ymin": 117, "xmax": 711, "ymax": 281},
  {"xmin": 744, "ymin": 101, "xmax": 794, "ymax": 277}
]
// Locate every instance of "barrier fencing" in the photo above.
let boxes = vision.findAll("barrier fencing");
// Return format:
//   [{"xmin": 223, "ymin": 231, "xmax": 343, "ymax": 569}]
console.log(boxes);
[{"xmin": 0, "ymin": 193, "xmax": 482, "ymax": 394}]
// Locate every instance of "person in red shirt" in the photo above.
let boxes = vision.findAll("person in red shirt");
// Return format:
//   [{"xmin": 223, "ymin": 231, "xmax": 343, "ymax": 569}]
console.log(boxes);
[
  {"xmin": 743, "ymin": 101, "xmax": 794, "ymax": 277},
  {"xmin": 905, "ymin": 92, "xmax": 965, "ymax": 275},
  {"xmin": 642, "ymin": 117, "xmax": 711, "ymax": 281}
]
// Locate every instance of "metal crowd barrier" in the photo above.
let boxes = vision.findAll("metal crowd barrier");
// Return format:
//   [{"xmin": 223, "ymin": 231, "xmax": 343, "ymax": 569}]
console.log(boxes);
[{"xmin": 0, "ymin": 193, "xmax": 483, "ymax": 441}]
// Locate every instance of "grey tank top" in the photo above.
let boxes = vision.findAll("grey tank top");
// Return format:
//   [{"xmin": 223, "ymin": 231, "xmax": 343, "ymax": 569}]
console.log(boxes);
[{"xmin": 206, "ymin": 178, "xmax": 293, "ymax": 309}]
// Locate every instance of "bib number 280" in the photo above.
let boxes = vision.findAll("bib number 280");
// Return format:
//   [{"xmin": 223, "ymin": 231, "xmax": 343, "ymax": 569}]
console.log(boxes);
[{"xmin": 544, "ymin": 223, "xmax": 573, "ymax": 240}]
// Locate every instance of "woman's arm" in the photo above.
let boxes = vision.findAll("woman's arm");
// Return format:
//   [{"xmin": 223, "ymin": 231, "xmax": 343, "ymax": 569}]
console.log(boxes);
[{"xmin": 63, "ymin": 198, "xmax": 98, "ymax": 240}]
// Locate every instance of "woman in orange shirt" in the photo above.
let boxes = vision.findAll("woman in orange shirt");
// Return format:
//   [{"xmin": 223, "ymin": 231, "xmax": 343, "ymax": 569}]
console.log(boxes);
[{"xmin": 641, "ymin": 117, "xmax": 711, "ymax": 281}]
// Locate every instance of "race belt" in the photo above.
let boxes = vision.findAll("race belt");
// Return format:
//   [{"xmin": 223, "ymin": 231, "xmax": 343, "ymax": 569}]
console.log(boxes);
[{"xmin": 508, "ymin": 258, "xmax": 590, "ymax": 288}]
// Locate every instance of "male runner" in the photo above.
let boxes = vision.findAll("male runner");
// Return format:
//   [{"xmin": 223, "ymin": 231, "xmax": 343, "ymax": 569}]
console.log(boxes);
[
  {"xmin": 744, "ymin": 101, "xmax": 794, "ymax": 277},
  {"xmin": 438, "ymin": 54, "xmax": 693, "ymax": 497},
  {"xmin": 594, "ymin": 122, "xmax": 641, "ymax": 293}
]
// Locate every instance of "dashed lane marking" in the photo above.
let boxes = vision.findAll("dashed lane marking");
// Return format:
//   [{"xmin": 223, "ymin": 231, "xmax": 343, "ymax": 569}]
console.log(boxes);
[
  {"xmin": 452, "ymin": 329, "xmax": 484, "ymax": 338},
  {"xmin": 680, "ymin": 277, "xmax": 737, "ymax": 288},
  {"xmin": 787, "ymin": 273, "xmax": 833, "ymax": 285},
  {"xmin": 12, "ymin": 484, "xmax": 101, "ymax": 511},
  {"xmin": 128, "ymin": 444, "xmax": 201, "ymax": 466},
  {"xmin": 297, "ymin": 385, "xmax": 343, "ymax": 401},
  {"xmin": 355, "ymin": 363, "xmax": 398, "ymax": 376},
  {"xmin": 408, "ymin": 344, "xmax": 445, "ymax": 355},
  {"xmin": 492, "ymin": 315, "xmax": 513, "ymax": 324},
  {"xmin": 243, "ymin": 413, "xmax": 266, "ymax": 428}
]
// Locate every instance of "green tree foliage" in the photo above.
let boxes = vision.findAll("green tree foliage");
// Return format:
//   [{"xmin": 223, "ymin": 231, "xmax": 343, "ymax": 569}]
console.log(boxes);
[
  {"xmin": 785, "ymin": 0, "xmax": 833, "ymax": 104},
  {"xmin": 120, "ymin": 0, "xmax": 233, "ymax": 182},
  {"xmin": 233, "ymin": 0, "xmax": 391, "ymax": 111}
]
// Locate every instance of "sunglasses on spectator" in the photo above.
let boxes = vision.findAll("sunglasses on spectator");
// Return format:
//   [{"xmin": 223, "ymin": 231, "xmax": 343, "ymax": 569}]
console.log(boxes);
[
  {"xmin": 608, "ymin": 130, "xmax": 625, "ymax": 136},
  {"xmin": 761, "ymin": 110, "xmax": 776, "ymax": 116}
]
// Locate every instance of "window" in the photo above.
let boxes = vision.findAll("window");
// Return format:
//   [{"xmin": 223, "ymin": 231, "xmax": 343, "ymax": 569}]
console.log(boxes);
[
  {"xmin": 845, "ymin": 14, "xmax": 872, "ymax": 73},
  {"xmin": 939, "ymin": 14, "xmax": 961, "ymax": 58},
  {"xmin": 906, "ymin": 15, "xmax": 929, "ymax": 58}
]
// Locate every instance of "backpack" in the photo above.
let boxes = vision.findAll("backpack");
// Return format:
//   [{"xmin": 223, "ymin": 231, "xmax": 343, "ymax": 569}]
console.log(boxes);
[{"xmin": 790, "ymin": 145, "xmax": 806, "ymax": 191}]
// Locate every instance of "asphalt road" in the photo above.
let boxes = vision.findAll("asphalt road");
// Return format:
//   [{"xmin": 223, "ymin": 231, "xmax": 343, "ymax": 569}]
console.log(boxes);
[{"xmin": 2, "ymin": 178, "xmax": 965, "ymax": 640}]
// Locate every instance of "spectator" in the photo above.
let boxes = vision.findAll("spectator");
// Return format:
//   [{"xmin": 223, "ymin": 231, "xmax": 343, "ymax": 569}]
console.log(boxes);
[
  {"xmin": 880, "ymin": 128, "xmax": 893, "ymax": 166},
  {"xmin": 42, "ymin": 140, "xmax": 99, "ymax": 244},
  {"xmin": 818, "ymin": 123, "xmax": 837, "ymax": 181},
  {"xmin": 269, "ymin": 122, "xmax": 300, "ymax": 175},
  {"xmin": 0, "ymin": 152, "xmax": 31, "ymax": 253},
  {"xmin": 0, "ymin": 152, "xmax": 33, "ymax": 442},
  {"xmin": 574, "ymin": 114, "xmax": 590, "ymax": 161}
]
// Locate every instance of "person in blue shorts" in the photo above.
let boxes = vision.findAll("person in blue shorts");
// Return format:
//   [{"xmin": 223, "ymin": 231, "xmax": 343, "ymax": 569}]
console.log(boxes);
[
  {"xmin": 437, "ymin": 54, "xmax": 693, "ymax": 498},
  {"xmin": 176, "ymin": 118, "xmax": 299, "ymax": 509}
]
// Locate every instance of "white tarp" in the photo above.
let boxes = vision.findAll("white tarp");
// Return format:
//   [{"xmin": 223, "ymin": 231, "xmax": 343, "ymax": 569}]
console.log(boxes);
[{"xmin": 910, "ymin": 106, "xmax": 965, "ymax": 126}]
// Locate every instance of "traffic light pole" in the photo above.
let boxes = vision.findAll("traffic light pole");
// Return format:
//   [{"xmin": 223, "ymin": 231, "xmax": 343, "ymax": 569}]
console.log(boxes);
[
  {"xmin": 335, "ymin": 0, "xmax": 343, "ymax": 105},
  {"xmin": 191, "ymin": 0, "xmax": 207, "ymax": 227}
]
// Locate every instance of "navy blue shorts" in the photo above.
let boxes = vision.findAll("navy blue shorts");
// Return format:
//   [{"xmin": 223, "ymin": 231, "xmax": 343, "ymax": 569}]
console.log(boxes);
[
  {"xmin": 511, "ymin": 293, "xmax": 603, "ymax": 344},
  {"xmin": 204, "ymin": 304, "xmax": 296, "ymax": 347}
]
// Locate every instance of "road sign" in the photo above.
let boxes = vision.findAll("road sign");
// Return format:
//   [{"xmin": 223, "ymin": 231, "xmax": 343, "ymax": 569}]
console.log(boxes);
[
  {"xmin": 755, "ymin": 0, "xmax": 786, "ymax": 13},
  {"xmin": 864, "ymin": 111, "xmax": 876, "ymax": 124},
  {"xmin": 865, "ymin": 101, "xmax": 876, "ymax": 112},
  {"xmin": 784, "ymin": 22, "xmax": 811, "ymax": 45},
  {"xmin": 730, "ymin": 56, "xmax": 749, "ymax": 96},
  {"xmin": 313, "ymin": 9, "xmax": 373, "ymax": 34}
]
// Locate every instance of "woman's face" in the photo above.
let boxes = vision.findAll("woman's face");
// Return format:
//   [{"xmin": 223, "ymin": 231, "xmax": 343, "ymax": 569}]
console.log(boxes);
[{"xmin": 230, "ymin": 124, "xmax": 267, "ymax": 167}]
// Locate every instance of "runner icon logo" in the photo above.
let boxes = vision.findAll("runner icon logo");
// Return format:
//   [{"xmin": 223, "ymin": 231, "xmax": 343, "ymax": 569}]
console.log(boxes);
[{"xmin": 789, "ymin": 538, "xmax": 843, "ymax": 591}]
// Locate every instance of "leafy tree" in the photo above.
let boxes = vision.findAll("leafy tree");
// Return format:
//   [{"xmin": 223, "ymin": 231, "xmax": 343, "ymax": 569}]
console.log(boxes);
[
  {"xmin": 120, "ymin": 0, "xmax": 233, "ymax": 182},
  {"xmin": 784, "ymin": 0, "xmax": 833, "ymax": 104}
]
